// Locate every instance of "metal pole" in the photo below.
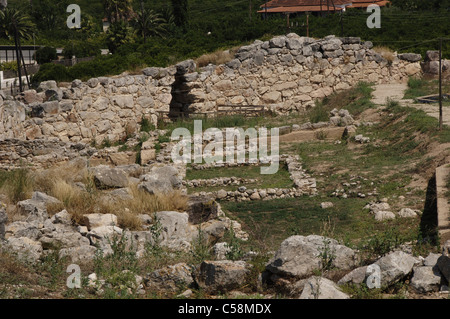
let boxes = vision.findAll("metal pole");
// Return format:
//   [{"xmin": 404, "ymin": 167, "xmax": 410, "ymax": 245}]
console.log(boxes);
[
  {"xmin": 439, "ymin": 38, "xmax": 443, "ymax": 131},
  {"xmin": 306, "ymin": 13, "xmax": 309, "ymax": 37},
  {"xmin": 13, "ymin": 22, "xmax": 23, "ymax": 93},
  {"xmin": 265, "ymin": 0, "xmax": 267, "ymax": 20}
]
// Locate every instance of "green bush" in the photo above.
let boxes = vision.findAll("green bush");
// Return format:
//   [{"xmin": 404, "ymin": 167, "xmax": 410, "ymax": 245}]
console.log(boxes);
[
  {"xmin": 62, "ymin": 40, "xmax": 102, "ymax": 59},
  {"xmin": 31, "ymin": 63, "xmax": 71, "ymax": 84},
  {"xmin": 33, "ymin": 46, "xmax": 57, "ymax": 65}
]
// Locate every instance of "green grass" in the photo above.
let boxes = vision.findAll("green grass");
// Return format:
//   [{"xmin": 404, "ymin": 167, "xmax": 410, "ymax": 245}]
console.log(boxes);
[
  {"xmin": 306, "ymin": 81, "xmax": 375, "ymax": 124},
  {"xmin": 403, "ymin": 77, "xmax": 450, "ymax": 100},
  {"xmin": 221, "ymin": 196, "xmax": 420, "ymax": 257},
  {"xmin": 185, "ymin": 164, "xmax": 293, "ymax": 193}
]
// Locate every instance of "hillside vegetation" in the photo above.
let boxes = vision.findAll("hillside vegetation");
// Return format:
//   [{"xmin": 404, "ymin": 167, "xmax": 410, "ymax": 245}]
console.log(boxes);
[{"xmin": 3, "ymin": 0, "xmax": 449, "ymax": 82}]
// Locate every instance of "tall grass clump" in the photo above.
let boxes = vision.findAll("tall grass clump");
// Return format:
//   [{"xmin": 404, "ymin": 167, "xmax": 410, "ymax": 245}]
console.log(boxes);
[{"xmin": 1, "ymin": 168, "xmax": 34, "ymax": 204}]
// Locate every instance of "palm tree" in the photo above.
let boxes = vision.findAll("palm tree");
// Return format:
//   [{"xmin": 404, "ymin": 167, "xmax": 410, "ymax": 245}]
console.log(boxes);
[
  {"xmin": 133, "ymin": 9, "xmax": 168, "ymax": 43},
  {"xmin": 102, "ymin": 0, "xmax": 134, "ymax": 23},
  {"xmin": 0, "ymin": 7, "xmax": 35, "ymax": 92}
]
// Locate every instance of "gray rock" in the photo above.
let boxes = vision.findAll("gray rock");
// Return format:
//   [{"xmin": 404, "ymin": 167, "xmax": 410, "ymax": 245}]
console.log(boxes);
[
  {"xmin": 86, "ymin": 78, "xmax": 99, "ymax": 88},
  {"xmin": 436, "ymin": 255, "xmax": 450, "ymax": 283},
  {"xmin": 40, "ymin": 224, "xmax": 90, "ymax": 250},
  {"xmin": 300, "ymin": 276, "xmax": 350, "ymax": 299},
  {"xmin": 320, "ymin": 202, "xmax": 334, "ymax": 209},
  {"xmin": 226, "ymin": 59, "xmax": 241, "ymax": 69},
  {"xmin": 340, "ymin": 37, "xmax": 361, "ymax": 44},
  {"xmin": 37, "ymin": 80, "xmax": 58, "ymax": 92},
  {"xmin": 91, "ymin": 165, "xmax": 129, "ymax": 189},
  {"xmin": 197, "ymin": 260, "xmax": 251, "ymax": 294},
  {"xmin": 269, "ymin": 36, "xmax": 287, "ymax": 48},
  {"xmin": 87, "ymin": 225, "xmax": 123, "ymax": 250},
  {"xmin": 142, "ymin": 67, "xmax": 161, "ymax": 78},
  {"xmin": 253, "ymin": 51, "xmax": 265, "ymax": 66},
  {"xmin": 213, "ymin": 242, "xmax": 231, "ymax": 260},
  {"xmin": 145, "ymin": 263, "xmax": 194, "ymax": 292},
  {"xmin": 59, "ymin": 245, "xmax": 98, "ymax": 263},
  {"xmin": 411, "ymin": 266, "xmax": 442, "ymax": 293},
  {"xmin": 373, "ymin": 251, "xmax": 417, "ymax": 287},
  {"xmin": 424, "ymin": 253, "xmax": 441, "ymax": 267},
  {"xmin": 5, "ymin": 221, "xmax": 42, "ymax": 241},
  {"xmin": 71, "ymin": 79, "xmax": 82, "ymax": 88},
  {"xmin": 155, "ymin": 211, "xmax": 193, "ymax": 249},
  {"xmin": 138, "ymin": 165, "xmax": 182, "ymax": 195},
  {"xmin": 266, "ymin": 235, "xmax": 359, "ymax": 278},
  {"xmin": 187, "ymin": 195, "xmax": 219, "ymax": 224},
  {"xmin": 425, "ymin": 50, "xmax": 439, "ymax": 62},
  {"xmin": 176, "ymin": 60, "xmax": 196, "ymax": 75},
  {"xmin": 374, "ymin": 211, "xmax": 396, "ymax": 221},
  {"xmin": 397, "ymin": 208, "xmax": 418, "ymax": 218},
  {"xmin": 337, "ymin": 266, "xmax": 368, "ymax": 286},
  {"xmin": 81, "ymin": 213, "xmax": 118, "ymax": 230},
  {"xmin": 17, "ymin": 199, "xmax": 48, "ymax": 223},
  {"xmin": 6, "ymin": 237, "xmax": 43, "ymax": 262},
  {"xmin": 398, "ymin": 53, "xmax": 422, "ymax": 62}
]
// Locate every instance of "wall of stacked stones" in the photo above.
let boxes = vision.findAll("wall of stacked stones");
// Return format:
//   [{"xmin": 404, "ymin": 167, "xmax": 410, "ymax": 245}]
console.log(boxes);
[
  {"xmin": 0, "ymin": 33, "xmax": 422, "ymax": 145},
  {"xmin": 180, "ymin": 34, "xmax": 422, "ymax": 115},
  {"xmin": 0, "ymin": 71, "xmax": 174, "ymax": 145}
]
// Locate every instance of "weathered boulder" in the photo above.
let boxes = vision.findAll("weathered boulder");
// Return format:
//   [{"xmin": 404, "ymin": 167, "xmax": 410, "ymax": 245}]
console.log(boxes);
[
  {"xmin": 39, "ymin": 224, "xmax": 90, "ymax": 250},
  {"xmin": 436, "ymin": 255, "xmax": 450, "ymax": 283},
  {"xmin": 374, "ymin": 210, "xmax": 396, "ymax": 221},
  {"xmin": 155, "ymin": 211, "xmax": 193, "ymax": 250},
  {"xmin": 196, "ymin": 260, "xmax": 251, "ymax": 294},
  {"xmin": 81, "ymin": 213, "xmax": 118, "ymax": 230},
  {"xmin": 411, "ymin": 266, "xmax": 442, "ymax": 293},
  {"xmin": 299, "ymin": 276, "xmax": 350, "ymax": 299},
  {"xmin": 86, "ymin": 225, "xmax": 123, "ymax": 250},
  {"xmin": 6, "ymin": 237, "xmax": 43, "ymax": 262},
  {"xmin": 59, "ymin": 245, "xmax": 98, "ymax": 263},
  {"xmin": 398, "ymin": 53, "xmax": 422, "ymax": 62},
  {"xmin": 17, "ymin": 198, "xmax": 48, "ymax": 223},
  {"xmin": 144, "ymin": 263, "xmax": 194, "ymax": 293},
  {"xmin": 337, "ymin": 266, "xmax": 368, "ymax": 286},
  {"xmin": 266, "ymin": 235, "xmax": 359, "ymax": 278},
  {"xmin": 213, "ymin": 242, "xmax": 232, "ymax": 260},
  {"xmin": 91, "ymin": 166, "xmax": 129, "ymax": 189},
  {"xmin": 373, "ymin": 251, "xmax": 417, "ymax": 287},
  {"xmin": 5, "ymin": 221, "xmax": 41, "ymax": 241},
  {"xmin": 138, "ymin": 165, "xmax": 182, "ymax": 195},
  {"xmin": 186, "ymin": 195, "xmax": 219, "ymax": 224},
  {"xmin": 397, "ymin": 208, "xmax": 418, "ymax": 218},
  {"xmin": 50, "ymin": 209, "xmax": 72, "ymax": 225}
]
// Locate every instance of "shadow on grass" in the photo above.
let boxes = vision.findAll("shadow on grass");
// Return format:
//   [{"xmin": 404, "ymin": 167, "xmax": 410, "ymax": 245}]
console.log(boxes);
[{"xmin": 420, "ymin": 174, "xmax": 439, "ymax": 244}]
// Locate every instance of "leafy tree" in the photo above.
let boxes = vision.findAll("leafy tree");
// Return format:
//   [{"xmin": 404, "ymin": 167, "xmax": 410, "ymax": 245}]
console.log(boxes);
[
  {"xmin": 102, "ymin": 0, "xmax": 134, "ymax": 23},
  {"xmin": 33, "ymin": 46, "xmax": 57, "ymax": 64},
  {"xmin": 0, "ymin": 7, "xmax": 34, "ymax": 41},
  {"xmin": 171, "ymin": 0, "xmax": 188, "ymax": 29},
  {"xmin": 132, "ymin": 9, "xmax": 167, "ymax": 43},
  {"xmin": 106, "ymin": 20, "xmax": 136, "ymax": 53}
]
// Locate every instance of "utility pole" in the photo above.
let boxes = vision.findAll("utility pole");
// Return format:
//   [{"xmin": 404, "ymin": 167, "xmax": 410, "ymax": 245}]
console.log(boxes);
[
  {"xmin": 439, "ymin": 37, "xmax": 443, "ymax": 130},
  {"xmin": 286, "ymin": 13, "xmax": 290, "ymax": 34},
  {"xmin": 265, "ymin": 0, "xmax": 267, "ymax": 20},
  {"xmin": 13, "ymin": 22, "xmax": 23, "ymax": 92},
  {"xmin": 306, "ymin": 12, "xmax": 309, "ymax": 37}
]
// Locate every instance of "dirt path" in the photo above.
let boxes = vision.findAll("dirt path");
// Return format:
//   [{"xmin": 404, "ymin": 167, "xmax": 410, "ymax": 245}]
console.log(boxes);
[
  {"xmin": 371, "ymin": 83, "xmax": 408, "ymax": 105},
  {"xmin": 372, "ymin": 83, "xmax": 450, "ymax": 126}
]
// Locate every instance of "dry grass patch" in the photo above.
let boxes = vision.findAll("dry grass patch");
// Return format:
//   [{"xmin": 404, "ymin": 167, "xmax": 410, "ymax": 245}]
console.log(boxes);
[
  {"xmin": 195, "ymin": 46, "xmax": 240, "ymax": 67},
  {"xmin": 372, "ymin": 46, "xmax": 396, "ymax": 63},
  {"xmin": 3, "ymin": 161, "xmax": 189, "ymax": 231}
]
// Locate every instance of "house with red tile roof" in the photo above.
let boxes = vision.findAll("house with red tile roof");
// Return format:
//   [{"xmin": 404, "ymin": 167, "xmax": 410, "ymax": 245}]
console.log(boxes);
[{"xmin": 258, "ymin": 0, "xmax": 389, "ymax": 15}]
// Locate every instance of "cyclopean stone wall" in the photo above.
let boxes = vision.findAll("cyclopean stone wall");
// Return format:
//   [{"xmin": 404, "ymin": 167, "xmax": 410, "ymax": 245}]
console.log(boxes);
[
  {"xmin": 0, "ymin": 34, "xmax": 422, "ymax": 144},
  {"xmin": 177, "ymin": 34, "xmax": 421, "ymax": 115}
]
